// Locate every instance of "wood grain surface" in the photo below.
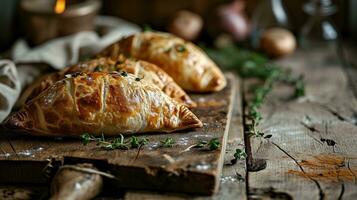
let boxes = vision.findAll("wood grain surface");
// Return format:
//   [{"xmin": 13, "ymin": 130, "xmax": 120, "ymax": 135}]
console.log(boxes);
[{"xmin": 246, "ymin": 45, "xmax": 357, "ymax": 200}]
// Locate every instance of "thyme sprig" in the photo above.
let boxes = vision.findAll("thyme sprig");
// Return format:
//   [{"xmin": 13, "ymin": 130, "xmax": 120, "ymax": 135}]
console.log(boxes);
[
  {"xmin": 194, "ymin": 138, "xmax": 221, "ymax": 150},
  {"xmin": 80, "ymin": 134, "xmax": 149, "ymax": 150},
  {"xmin": 234, "ymin": 148, "xmax": 247, "ymax": 160},
  {"xmin": 203, "ymin": 44, "xmax": 305, "ymax": 138},
  {"xmin": 202, "ymin": 44, "xmax": 305, "ymax": 97},
  {"xmin": 231, "ymin": 148, "xmax": 247, "ymax": 165},
  {"xmin": 160, "ymin": 137, "xmax": 175, "ymax": 147}
]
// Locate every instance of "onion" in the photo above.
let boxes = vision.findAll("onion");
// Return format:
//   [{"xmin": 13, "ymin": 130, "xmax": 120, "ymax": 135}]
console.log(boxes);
[
  {"xmin": 216, "ymin": 0, "xmax": 251, "ymax": 41},
  {"xmin": 167, "ymin": 10, "xmax": 203, "ymax": 41},
  {"xmin": 260, "ymin": 28, "xmax": 296, "ymax": 58}
]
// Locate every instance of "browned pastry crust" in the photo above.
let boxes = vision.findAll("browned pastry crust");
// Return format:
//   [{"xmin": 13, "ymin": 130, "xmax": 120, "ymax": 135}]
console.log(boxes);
[
  {"xmin": 18, "ymin": 56, "xmax": 196, "ymax": 108},
  {"xmin": 97, "ymin": 32, "xmax": 227, "ymax": 92},
  {"xmin": 5, "ymin": 72, "xmax": 202, "ymax": 136}
]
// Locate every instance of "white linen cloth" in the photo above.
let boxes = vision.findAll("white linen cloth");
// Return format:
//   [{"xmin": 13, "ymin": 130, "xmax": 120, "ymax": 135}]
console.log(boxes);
[{"xmin": 0, "ymin": 16, "xmax": 140, "ymax": 122}]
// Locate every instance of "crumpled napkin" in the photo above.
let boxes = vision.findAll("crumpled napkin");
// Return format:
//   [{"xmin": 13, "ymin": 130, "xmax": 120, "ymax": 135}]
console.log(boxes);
[
  {"xmin": 13, "ymin": 16, "xmax": 140, "ymax": 69},
  {"xmin": 0, "ymin": 60, "xmax": 21, "ymax": 122},
  {"xmin": 0, "ymin": 16, "xmax": 140, "ymax": 122}
]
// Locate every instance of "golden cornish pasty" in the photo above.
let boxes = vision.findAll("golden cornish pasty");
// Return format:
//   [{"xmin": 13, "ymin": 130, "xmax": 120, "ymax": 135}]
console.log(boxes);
[
  {"xmin": 6, "ymin": 72, "xmax": 202, "ymax": 136},
  {"xmin": 97, "ymin": 32, "xmax": 227, "ymax": 92},
  {"xmin": 18, "ymin": 56, "xmax": 196, "ymax": 108}
]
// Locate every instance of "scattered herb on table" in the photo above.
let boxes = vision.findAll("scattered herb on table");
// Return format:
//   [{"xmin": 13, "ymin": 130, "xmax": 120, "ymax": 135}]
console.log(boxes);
[
  {"xmin": 194, "ymin": 138, "xmax": 220, "ymax": 150},
  {"xmin": 264, "ymin": 134, "xmax": 272, "ymax": 139},
  {"xmin": 130, "ymin": 136, "xmax": 149, "ymax": 148},
  {"xmin": 231, "ymin": 148, "xmax": 247, "ymax": 165},
  {"xmin": 99, "ymin": 134, "xmax": 129, "ymax": 150},
  {"xmin": 81, "ymin": 133, "xmax": 95, "ymax": 145},
  {"xmin": 160, "ymin": 137, "xmax": 175, "ymax": 147},
  {"xmin": 80, "ymin": 134, "xmax": 149, "ymax": 150},
  {"xmin": 320, "ymin": 138, "xmax": 336, "ymax": 146},
  {"xmin": 208, "ymin": 138, "xmax": 220, "ymax": 150},
  {"xmin": 194, "ymin": 140, "xmax": 208, "ymax": 148},
  {"xmin": 234, "ymin": 148, "xmax": 247, "ymax": 160}
]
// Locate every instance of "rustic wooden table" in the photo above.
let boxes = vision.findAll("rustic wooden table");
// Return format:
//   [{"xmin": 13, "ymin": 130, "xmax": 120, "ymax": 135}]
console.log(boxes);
[{"xmin": 1, "ymin": 43, "xmax": 357, "ymax": 199}]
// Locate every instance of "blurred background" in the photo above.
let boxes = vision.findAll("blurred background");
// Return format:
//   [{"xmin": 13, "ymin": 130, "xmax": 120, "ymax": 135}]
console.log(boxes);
[{"xmin": 0, "ymin": 0, "xmax": 356, "ymax": 53}]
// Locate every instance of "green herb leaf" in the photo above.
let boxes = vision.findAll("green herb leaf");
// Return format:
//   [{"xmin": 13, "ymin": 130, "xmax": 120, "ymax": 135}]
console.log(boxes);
[
  {"xmin": 130, "ymin": 136, "xmax": 149, "ymax": 148},
  {"xmin": 294, "ymin": 76, "xmax": 305, "ymax": 97},
  {"xmin": 175, "ymin": 44, "xmax": 186, "ymax": 53},
  {"xmin": 160, "ymin": 137, "xmax": 175, "ymax": 147},
  {"xmin": 234, "ymin": 148, "xmax": 247, "ymax": 160},
  {"xmin": 264, "ymin": 134, "xmax": 272, "ymax": 139},
  {"xmin": 80, "ymin": 133, "xmax": 91, "ymax": 145},
  {"xmin": 208, "ymin": 138, "xmax": 220, "ymax": 150},
  {"xmin": 80, "ymin": 133, "xmax": 152, "ymax": 150},
  {"xmin": 194, "ymin": 140, "xmax": 208, "ymax": 148},
  {"xmin": 135, "ymin": 76, "xmax": 145, "ymax": 82},
  {"xmin": 120, "ymin": 71, "xmax": 128, "ymax": 77},
  {"xmin": 94, "ymin": 65, "xmax": 104, "ymax": 72}
]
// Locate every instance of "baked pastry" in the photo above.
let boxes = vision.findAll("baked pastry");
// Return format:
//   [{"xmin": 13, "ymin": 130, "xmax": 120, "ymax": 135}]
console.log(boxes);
[
  {"xmin": 18, "ymin": 56, "xmax": 196, "ymax": 108},
  {"xmin": 5, "ymin": 72, "xmax": 202, "ymax": 136},
  {"xmin": 97, "ymin": 32, "xmax": 226, "ymax": 92}
]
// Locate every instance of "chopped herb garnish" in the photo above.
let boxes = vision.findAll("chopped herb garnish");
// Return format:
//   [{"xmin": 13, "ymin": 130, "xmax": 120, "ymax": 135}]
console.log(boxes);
[
  {"xmin": 175, "ymin": 44, "xmax": 186, "ymax": 52},
  {"xmin": 160, "ymin": 137, "xmax": 175, "ymax": 147},
  {"xmin": 120, "ymin": 71, "xmax": 128, "ymax": 77},
  {"xmin": 94, "ymin": 65, "xmax": 104, "ymax": 72}
]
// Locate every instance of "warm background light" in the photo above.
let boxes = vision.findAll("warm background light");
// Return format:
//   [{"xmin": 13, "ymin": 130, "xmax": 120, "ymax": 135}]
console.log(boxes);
[{"xmin": 54, "ymin": 0, "xmax": 66, "ymax": 14}]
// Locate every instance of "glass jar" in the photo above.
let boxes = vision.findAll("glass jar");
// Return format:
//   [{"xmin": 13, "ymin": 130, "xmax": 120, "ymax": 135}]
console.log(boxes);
[{"xmin": 299, "ymin": 0, "xmax": 338, "ymax": 48}]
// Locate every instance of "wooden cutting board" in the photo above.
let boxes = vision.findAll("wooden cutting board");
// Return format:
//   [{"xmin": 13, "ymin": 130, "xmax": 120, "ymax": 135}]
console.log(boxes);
[{"xmin": 0, "ymin": 73, "xmax": 236, "ymax": 195}]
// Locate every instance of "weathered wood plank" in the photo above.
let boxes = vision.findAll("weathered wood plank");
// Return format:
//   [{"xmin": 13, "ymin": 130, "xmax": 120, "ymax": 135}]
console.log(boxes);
[
  {"xmin": 245, "ymin": 46, "xmax": 357, "ymax": 200},
  {"xmin": 0, "ymin": 73, "xmax": 236, "ymax": 195},
  {"xmin": 124, "ymin": 74, "xmax": 247, "ymax": 200}
]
